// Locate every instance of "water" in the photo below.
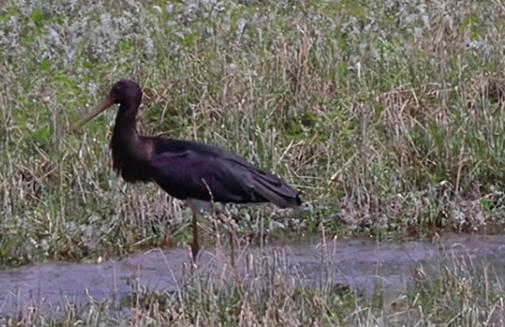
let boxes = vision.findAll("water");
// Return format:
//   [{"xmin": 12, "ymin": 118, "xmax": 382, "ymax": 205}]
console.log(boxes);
[{"xmin": 1, "ymin": 234, "xmax": 505, "ymax": 317}]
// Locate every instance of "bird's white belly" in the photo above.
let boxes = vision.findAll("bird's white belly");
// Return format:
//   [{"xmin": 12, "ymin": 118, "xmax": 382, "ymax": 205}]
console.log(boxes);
[{"xmin": 186, "ymin": 198, "xmax": 213, "ymax": 213}]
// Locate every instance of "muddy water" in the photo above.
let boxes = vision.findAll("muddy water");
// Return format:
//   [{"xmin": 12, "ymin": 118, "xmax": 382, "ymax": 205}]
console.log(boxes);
[{"xmin": 1, "ymin": 234, "xmax": 505, "ymax": 317}]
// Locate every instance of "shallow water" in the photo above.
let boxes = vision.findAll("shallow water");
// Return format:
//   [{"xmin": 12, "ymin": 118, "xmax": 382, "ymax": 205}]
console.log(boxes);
[{"xmin": 1, "ymin": 234, "xmax": 505, "ymax": 317}]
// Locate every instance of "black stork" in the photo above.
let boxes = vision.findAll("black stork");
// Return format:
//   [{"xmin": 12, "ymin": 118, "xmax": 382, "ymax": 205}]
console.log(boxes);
[{"xmin": 77, "ymin": 80, "xmax": 302, "ymax": 263}]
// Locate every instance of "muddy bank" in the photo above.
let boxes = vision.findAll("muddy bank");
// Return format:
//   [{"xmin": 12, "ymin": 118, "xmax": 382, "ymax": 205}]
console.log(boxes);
[{"xmin": 1, "ymin": 234, "xmax": 505, "ymax": 317}]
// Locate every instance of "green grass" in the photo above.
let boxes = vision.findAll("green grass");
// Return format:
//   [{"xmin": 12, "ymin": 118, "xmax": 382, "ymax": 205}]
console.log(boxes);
[
  {"xmin": 2, "ymin": 0, "xmax": 505, "ymax": 323},
  {"xmin": 1, "ymin": 0, "xmax": 505, "ymax": 263}
]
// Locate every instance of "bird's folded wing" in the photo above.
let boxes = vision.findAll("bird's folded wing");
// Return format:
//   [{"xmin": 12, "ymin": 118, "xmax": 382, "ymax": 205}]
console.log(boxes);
[
  {"xmin": 148, "ymin": 151, "xmax": 258, "ymax": 203},
  {"xmin": 149, "ymin": 150, "xmax": 301, "ymax": 207}
]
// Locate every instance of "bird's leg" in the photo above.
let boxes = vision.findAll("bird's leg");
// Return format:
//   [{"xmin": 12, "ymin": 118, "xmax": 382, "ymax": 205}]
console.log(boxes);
[
  {"xmin": 218, "ymin": 213, "xmax": 239, "ymax": 269},
  {"xmin": 191, "ymin": 210, "xmax": 200, "ymax": 263}
]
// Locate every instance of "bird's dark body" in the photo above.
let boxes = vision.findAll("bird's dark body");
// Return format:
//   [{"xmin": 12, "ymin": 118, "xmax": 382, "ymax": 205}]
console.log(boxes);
[{"xmin": 108, "ymin": 81, "xmax": 301, "ymax": 208}]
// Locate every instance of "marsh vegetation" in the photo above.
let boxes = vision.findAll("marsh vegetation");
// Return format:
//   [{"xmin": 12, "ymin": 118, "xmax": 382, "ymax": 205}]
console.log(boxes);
[{"xmin": 1, "ymin": 0, "xmax": 505, "ymax": 325}]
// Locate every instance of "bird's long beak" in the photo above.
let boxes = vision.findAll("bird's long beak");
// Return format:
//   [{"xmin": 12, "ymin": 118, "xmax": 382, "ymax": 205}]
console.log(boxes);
[{"xmin": 75, "ymin": 95, "xmax": 115, "ymax": 129}]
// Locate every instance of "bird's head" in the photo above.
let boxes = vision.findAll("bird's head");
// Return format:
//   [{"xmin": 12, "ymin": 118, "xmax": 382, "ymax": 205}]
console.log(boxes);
[
  {"xmin": 109, "ymin": 80, "xmax": 142, "ymax": 105},
  {"xmin": 76, "ymin": 79, "xmax": 142, "ymax": 128}
]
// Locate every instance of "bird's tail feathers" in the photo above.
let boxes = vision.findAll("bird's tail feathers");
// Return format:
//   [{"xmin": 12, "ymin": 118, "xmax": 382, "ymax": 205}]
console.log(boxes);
[{"xmin": 251, "ymin": 172, "xmax": 302, "ymax": 208}]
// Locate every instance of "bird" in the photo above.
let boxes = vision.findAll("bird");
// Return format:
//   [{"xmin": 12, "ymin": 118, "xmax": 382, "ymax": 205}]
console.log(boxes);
[{"xmin": 76, "ymin": 79, "xmax": 302, "ymax": 264}]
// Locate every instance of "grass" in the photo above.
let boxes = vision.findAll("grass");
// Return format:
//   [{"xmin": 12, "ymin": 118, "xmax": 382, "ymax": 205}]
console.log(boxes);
[
  {"xmin": 2, "ymin": 0, "xmax": 505, "ymax": 265},
  {"xmin": 2, "ymin": 241, "xmax": 505, "ymax": 326},
  {"xmin": 1, "ymin": 0, "xmax": 505, "ymax": 324}
]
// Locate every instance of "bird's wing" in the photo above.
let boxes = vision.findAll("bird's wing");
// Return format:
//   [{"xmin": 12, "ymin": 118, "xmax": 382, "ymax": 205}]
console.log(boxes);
[
  {"xmin": 225, "ymin": 157, "xmax": 302, "ymax": 206},
  {"xmin": 148, "ymin": 149, "xmax": 301, "ymax": 207},
  {"xmin": 147, "ymin": 137, "xmax": 301, "ymax": 207},
  {"xmin": 148, "ymin": 150, "xmax": 260, "ymax": 203}
]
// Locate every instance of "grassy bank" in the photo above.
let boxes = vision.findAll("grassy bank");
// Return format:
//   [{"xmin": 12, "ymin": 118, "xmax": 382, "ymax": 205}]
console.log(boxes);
[{"xmin": 1, "ymin": 0, "xmax": 505, "ymax": 264}]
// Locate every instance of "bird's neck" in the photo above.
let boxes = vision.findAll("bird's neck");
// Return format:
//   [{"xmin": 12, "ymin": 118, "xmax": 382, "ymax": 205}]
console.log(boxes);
[
  {"xmin": 112, "ymin": 103, "xmax": 139, "ymax": 149},
  {"xmin": 110, "ymin": 102, "xmax": 152, "ymax": 183}
]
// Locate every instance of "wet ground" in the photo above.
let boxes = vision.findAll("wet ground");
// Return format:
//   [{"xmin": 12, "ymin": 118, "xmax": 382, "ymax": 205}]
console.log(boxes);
[{"xmin": 1, "ymin": 234, "xmax": 505, "ymax": 318}]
